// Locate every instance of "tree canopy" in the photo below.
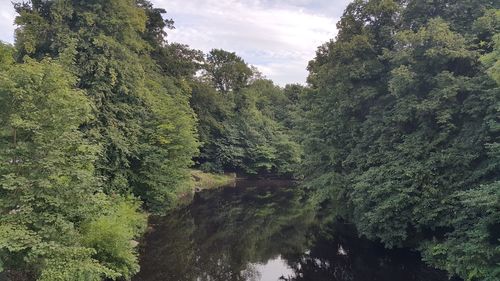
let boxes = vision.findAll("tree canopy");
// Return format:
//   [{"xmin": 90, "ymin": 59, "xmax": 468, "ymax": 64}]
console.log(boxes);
[{"xmin": 303, "ymin": 1, "xmax": 500, "ymax": 280}]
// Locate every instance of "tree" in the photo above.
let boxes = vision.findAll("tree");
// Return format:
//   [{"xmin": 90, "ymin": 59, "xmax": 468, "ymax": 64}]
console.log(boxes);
[
  {"xmin": 14, "ymin": 0, "xmax": 199, "ymax": 211},
  {"xmin": 0, "ymin": 43, "xmax": 146, "ymax": 280},
  {"xmin": 204, "ymin": 49, "xmax": 253, "ymax": 94},
  {"xmin": 191, "ymin": 76, "xmax": 302, "ymax": 175},
  {"xmin": 303, "ymin": 1, "xmax": 500, "ymax": 279},
  {"xmin": 153, "ymin": 43, "xmax": 204, "ymax": 78}
]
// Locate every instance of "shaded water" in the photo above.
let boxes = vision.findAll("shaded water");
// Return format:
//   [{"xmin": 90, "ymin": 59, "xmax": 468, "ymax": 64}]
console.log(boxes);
[{"xmin": 133, "ymin": 180, "xmax": 457, "ymax": 281}]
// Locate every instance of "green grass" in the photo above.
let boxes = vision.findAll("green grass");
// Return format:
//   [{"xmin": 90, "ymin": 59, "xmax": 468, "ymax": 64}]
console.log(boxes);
[{"xmin": 190, "ymin": 169, "xmax": 236, "ymax": 191}]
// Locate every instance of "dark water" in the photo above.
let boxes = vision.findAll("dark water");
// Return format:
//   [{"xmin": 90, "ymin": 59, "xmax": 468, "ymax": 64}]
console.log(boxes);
[{"xmin": 133, "ymin": 180, "xmax": 457, "ymax": 281}]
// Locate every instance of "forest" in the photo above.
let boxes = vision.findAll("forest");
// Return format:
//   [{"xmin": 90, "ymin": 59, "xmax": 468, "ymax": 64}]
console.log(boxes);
[{"xmin": 0, "ymin": 0, "xmax": 498, "ymax": 281}]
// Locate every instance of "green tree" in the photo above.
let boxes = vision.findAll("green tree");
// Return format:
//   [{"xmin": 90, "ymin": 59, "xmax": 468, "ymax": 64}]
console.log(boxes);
[
  {"xmin": 303, "ymin": 1, "xmax": 500, "ymax": 280},
  {"xmin": 0, "ymin": 43, "xmax": 146, "ymax": 280},
  {"xmin": 204, "ymin": 49, "xmax": 253, "ymax": 94},
  {"xmin": 191, "ymin": 77, "xmax": 302, "ymax": 175},
  {"xmin": 191, "ymin": 49, "xmax": 302, "ymax": 176},
  {"xmin": 14, "ymin": 0, "xmax": 199, "ymax": 211}
]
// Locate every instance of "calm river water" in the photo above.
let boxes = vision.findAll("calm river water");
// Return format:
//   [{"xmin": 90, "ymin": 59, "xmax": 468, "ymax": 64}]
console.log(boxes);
[{"xmin": 133, "ymin": 179, "xmax": 459, "ymax": 281}]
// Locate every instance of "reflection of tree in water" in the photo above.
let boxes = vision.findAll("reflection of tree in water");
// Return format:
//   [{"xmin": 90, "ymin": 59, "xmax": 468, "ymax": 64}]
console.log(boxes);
[
  {"xmin": 281, "ymin": 221, "xmax": 459, "ymax": 281},
  {"xmin": 240, "ymin": 264, "xmax": 261, "ymax": 281},
  {"xmin": 134, "ymin": 180, "xmax": 316, "ymax": 281},
  {"xmin": 134, "ymin": 209, "xmax": 198, "ymax": 281},
  {"xmin": 134, "ymin": 182, "xmax": 458, "ymax": 281},
  {"xmin": 192, "ymin": 181, "xmax": 316, "ymax": 274}
]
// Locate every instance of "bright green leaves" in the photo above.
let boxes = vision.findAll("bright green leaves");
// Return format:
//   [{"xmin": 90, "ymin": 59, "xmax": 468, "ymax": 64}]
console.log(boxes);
[
  {"xmin": 479, "ymin": 9, "xmax": 500, "ymax": 84},
  {"xmin": 388, "ymin": 65, "xmax": 417, "ymax": 97},
  {"xmin": 0, "ymin": 55, "xmax": 113, "ymax": 280},
  {"xmin": 0, "ymin": 43, "xmax": 14, "ymax": 69},
  {"xmin": 482, "ymin": 33, "xmax": 500, "ymax": 83},
  {"xmin": 0, "ymin": 56, "xmax": 97, "ymax": 198},
  {"xmin": 80, "ymin": 197, "xmax": 146, "ymax": 280},
  {"xmin": 13, "ymin": 0, "xmax": 200, "ymax": 212},
  {"xmin": 0, "ymin": 224, "xmax": 39, "ymax": 254},
  {"xmin": 390, "ymin": 18, "xmax": 475, "ymax": 74},
  {"xmin": 33, "ymin": 245, "xmax": 117, "ymax": 281},
  {"xmin": 131, "ymin": 71, "xmax": 199, "ymax": 212}
]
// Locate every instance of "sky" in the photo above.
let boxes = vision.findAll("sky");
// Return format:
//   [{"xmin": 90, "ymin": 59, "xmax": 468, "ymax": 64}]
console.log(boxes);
[{"xmin": 0, "ymin": 0, "xmax": 352, "ymax": 85}]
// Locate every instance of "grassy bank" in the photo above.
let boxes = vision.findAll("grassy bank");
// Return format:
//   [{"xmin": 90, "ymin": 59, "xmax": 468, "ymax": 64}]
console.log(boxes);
[{"xmin": 191, "ymin": 169, "xmax": 236, "ymax": 191}]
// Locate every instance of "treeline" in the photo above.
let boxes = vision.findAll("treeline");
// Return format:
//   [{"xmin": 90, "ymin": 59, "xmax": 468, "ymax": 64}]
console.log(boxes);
[
  {"xmin": 1, "ymin": 0, "xmax": 499, "ymax": 280},
  {"xmin": 302, "ymin": 1, "xmax": 500, "ymax": 280},
  {"xmin": 0, "ymin": 0, "xmax": 301, "ymax": 280},
  {"xmin": 192, "ymin": 50, "xmax": 302, "ymax": 175}
]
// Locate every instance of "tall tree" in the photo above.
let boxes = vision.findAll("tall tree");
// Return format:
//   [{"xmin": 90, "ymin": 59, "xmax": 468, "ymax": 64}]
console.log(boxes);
[
  {"xmin": 0, "ymin": 43, "xmax": 146, "ymax": 280},
  {"xmin": 204, "ymin": 49, "xmax": 253, "ymax": 94},
  {"xmin": 303, "ymin": 1, "xmax": 500, "ymax": 279},
  {"xmin": 14, "ymin": 0, "xmax": 199, "ymax": 211}
]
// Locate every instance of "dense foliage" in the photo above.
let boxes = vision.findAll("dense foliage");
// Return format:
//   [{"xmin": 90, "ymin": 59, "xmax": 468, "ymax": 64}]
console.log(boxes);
[
  {"xmin": 0, "ymin": 43, "xmax": 146, "ymax": 280},
  {"xmin": 13, "ymin": 0, "xmax": 199, "ymax": 211},
  {"xmin": 191, "ymin": 49, "xmax": 302, "ymax": 175},
  {"xmin": 0, "ymin": 0, "xmax": 198, "ymax": 279},
  {"xmin": 1, "ymin": 0, "xmax": 498, "ymax": 280},
  {"xmin": 303, "ymin": 1, "xmax": 500, "ymax": 280}
]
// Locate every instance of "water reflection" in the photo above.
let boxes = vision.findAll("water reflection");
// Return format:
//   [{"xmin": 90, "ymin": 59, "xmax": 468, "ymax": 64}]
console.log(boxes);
[{"xmin": 133, "ymin": 180, "xmax": 455, "ymax": 281}]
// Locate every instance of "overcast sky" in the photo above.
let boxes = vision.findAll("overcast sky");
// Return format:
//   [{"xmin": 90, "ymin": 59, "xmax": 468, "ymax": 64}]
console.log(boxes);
[{"xmin": 0, "ymin": 0, "xmax": 351, "ymax": 85}]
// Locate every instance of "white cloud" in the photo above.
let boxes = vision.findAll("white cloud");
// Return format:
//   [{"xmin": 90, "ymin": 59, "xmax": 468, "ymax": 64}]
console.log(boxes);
[
  {"xmin": 0, "ymin": 3, "xmax": 16, "ymax": 44},
  {"xmin": 254, "ymin": 60, "xmax": 309, "ymax": 86},
  {"xmin": 0, "ymin": 0, "xmax": 351, "ymax": 85},
  {"xmin": 153, "ymin": 0, "xmax": 346, "ymax": 85}
]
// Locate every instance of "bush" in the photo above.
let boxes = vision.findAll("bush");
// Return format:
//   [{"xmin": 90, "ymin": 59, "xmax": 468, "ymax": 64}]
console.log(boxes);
[{"xmin": 80, "ymin": 197, "xmax": 147, "ymax": 280}]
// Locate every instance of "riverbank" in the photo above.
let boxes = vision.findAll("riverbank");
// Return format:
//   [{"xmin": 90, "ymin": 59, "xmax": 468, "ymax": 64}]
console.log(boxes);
[{"xmin": 191, "ymin": 169, "xmax": 236, "ymax": 191}]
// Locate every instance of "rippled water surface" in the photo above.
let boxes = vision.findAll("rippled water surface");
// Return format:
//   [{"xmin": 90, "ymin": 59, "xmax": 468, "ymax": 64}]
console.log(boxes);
[{"xmin": 133, "ymin": 179, "xmax": 458, "ymax": 281}]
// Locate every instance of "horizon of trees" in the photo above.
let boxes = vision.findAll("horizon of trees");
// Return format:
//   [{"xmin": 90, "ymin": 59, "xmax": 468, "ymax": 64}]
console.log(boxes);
[{"xmin": 0, "ymin": 0, "xmax": 498, "ymax": 281}]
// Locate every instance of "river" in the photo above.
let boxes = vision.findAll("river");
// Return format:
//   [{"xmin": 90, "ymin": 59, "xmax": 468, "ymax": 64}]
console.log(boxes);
[{"xmin": 133, "ymin": 179, "xmax": 460, "ymax": 281}]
